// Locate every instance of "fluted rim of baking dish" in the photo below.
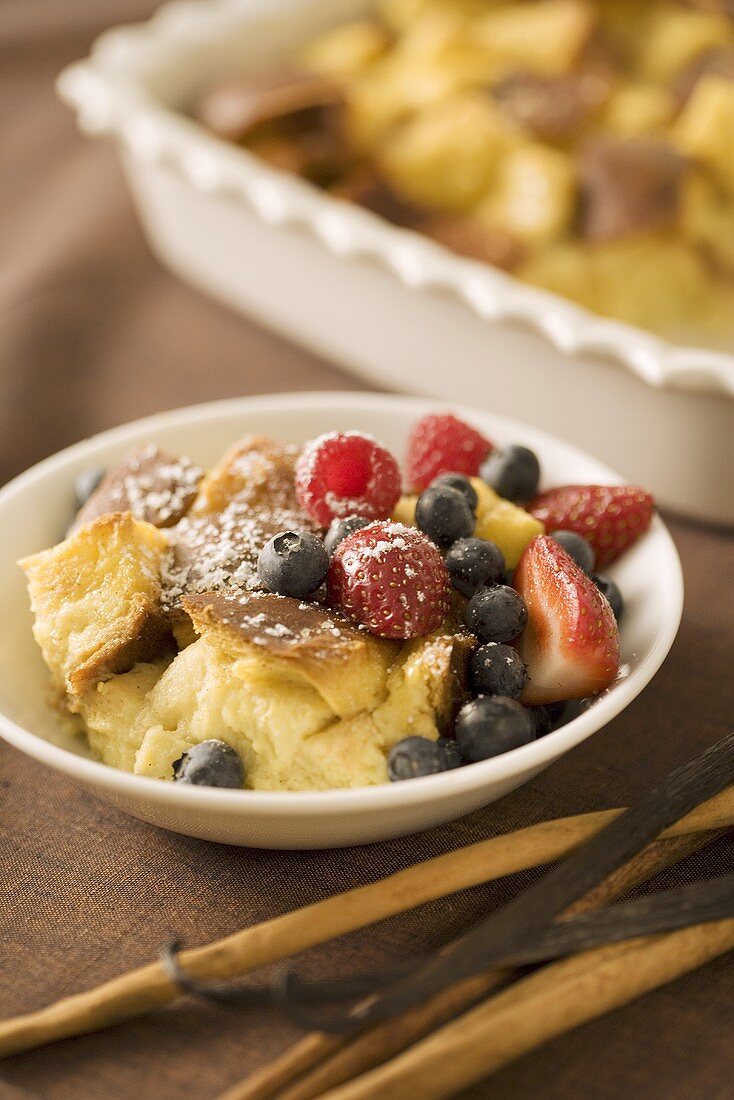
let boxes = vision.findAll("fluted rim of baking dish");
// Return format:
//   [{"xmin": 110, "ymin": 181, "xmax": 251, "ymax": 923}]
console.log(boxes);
[{"xmin": 57, "ymin": 0, "xmax": 734, "ymax": 398}]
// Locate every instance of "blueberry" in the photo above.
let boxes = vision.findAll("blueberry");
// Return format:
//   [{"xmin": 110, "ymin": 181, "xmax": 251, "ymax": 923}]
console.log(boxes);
[
  {"xmin": 445, "ymin": 537, "xmax": 505, "ymax": 598},
  {"xmin": 74, "ymin": 466, "xmax": 105, "ymax": 510},
  {"xmin": 324, "ymin": 515, "xmax": 370, "ymax": 556},
  {"xmin": 431, "ymin": 473, "xmax": 478, "ymax": 512},
  {"xmin": 480, "ymin": 445, "xmax": 540, "ymax": 503},
  {"xmin": 466, "ymin": 584, "xmax": 528, "ymax": 643},
  {"xmin": 415, "ymin": 485, "xmax": 475, "ymax": 547},
  {"xmin": 551, "ymin": 529, "xmax": 596, "ymax": 574},
  {"xmin": 257, "ymin": 530, "xmax": 328, "ymax": 599},
  {"xmin": 592, "ymin": 573, "xmax": 624, "ymax": 621},
  {"xmin": 528, "ymin": 705, "xmax": 552, "ymax": 737},
  {"xmin": 173, "ymin": 740, "xmax": 244, "ymax": 788},
  {"xmin": 471, "ymin": 642, "xmax": 527, "ymax": 699},
  {"xmin": 503, "ymin": 568, "xmax": 515, "ymax": 588},
  {"xmin": 455, "ymin": 697, "xmax": 535, "ymax": 762},
  {"xmin": 388, "ymin": 736, "xmax": 454, "ymax": 781},
  {"xmin": 545, "ymin": 700, "xmax": 568, "ymax": 727},
  {"xmin": 437, "ymin": 737, "xmax": 463, "ymax": 770}
]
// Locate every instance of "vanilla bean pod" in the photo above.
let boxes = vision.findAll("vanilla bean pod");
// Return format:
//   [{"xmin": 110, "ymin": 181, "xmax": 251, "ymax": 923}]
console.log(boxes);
[{"xmin": 291, "ymin": 731, "xmax": 734, "ymax": 1030}]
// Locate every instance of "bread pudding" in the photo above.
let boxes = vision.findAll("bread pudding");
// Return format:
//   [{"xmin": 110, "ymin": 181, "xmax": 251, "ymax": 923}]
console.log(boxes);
[
  {"xmin": 22, "ymin": 412, "xmax": 649, "ymax": 791},
  {"xmin": 194, "ymin": 0, "xmax": 734, "ymax": 342}
]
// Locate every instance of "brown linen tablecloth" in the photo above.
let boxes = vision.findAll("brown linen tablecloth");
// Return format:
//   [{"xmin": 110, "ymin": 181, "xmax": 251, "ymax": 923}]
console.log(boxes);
[{"xmin": 1, "ymin": 4, "xmax": 733, "ymax": 1098}]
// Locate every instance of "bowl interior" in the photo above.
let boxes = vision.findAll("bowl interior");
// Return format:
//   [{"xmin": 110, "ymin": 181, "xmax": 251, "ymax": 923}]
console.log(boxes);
[{"xmin": 0, "ymin": 400, "xmax": 682, "ymax": 814}]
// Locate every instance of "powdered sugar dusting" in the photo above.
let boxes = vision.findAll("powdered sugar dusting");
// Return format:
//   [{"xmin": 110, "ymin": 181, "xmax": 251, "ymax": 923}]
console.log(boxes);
[
  {"xmin": 183, "ymin": 590, "xmax": 358, "ymax": 655},
  {"xmin": 162, "ymin": 499, "xmax": 316, "ymax": 608},
  {"xmin": 75, "ymin": 444, "xmax": 203, "ymax": 530}
]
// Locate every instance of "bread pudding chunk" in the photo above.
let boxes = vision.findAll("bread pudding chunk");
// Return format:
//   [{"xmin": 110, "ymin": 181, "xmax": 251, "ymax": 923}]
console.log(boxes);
[
  {"xmin": 72, "ymin": 444, "xmax": 203, "ymax": 532},
  {"xmin": 21, "ymin": 513, "xmax": 172, "ymax": 698}
]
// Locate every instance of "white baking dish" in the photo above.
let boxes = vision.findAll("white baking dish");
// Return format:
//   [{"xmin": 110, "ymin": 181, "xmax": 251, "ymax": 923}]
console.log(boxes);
[{"xmin": 57, "ymin": 0, "xmax": 734, "ymax": 525}]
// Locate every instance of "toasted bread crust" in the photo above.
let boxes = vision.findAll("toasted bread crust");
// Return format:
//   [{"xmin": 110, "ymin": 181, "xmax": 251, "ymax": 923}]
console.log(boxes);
[
  {"xmin": 21, "ymin": 512, "xmax": 171, "ymax": 696},
  {"xmin": 190, "ymin": 436, "xmax": 302, "ymax": 516},
  {"xmin": 73, "ymin": 445, "xmax": 202, "ymax": 532}
]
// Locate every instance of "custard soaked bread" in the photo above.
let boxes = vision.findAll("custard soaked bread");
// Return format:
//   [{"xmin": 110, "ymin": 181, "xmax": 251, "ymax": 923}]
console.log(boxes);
[
  {"xmin": 72, "ymin": 591, "xmax": 471, "ymax": 790},
  {"xmin": 128, "ymin": 594, "xmax": 469, "ymax": 790}
]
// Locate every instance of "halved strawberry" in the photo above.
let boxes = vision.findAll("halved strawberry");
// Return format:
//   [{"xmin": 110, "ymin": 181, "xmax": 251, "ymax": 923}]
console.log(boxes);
[
  {"xmin": 514, "ymin": 535, "xmax": 620, "ymax": 705},
  {"xmin": 529, "ymin": 484, "xmax": 654, "ymax": 566}
]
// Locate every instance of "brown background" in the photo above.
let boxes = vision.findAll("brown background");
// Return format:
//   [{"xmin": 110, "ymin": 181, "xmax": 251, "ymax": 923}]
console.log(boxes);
[{"xmin": 1, "ymin": 4, "xmax": 733, "ymax": 1098}]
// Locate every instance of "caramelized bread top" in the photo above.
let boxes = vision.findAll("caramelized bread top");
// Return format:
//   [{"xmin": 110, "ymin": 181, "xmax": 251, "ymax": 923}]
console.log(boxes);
[
  {"xmin": 163, "ymin": 436, "xmax": 318, "ymax": 606},
  {"xmin": 73, "ymin": 444, "xmax": 202, "ymax": 532}
]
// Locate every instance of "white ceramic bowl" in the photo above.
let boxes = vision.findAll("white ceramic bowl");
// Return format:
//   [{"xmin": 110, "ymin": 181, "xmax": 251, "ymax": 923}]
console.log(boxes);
[
  {"xmin": 56, "ymin": 0, "xmax": 734, "ymax": 525},
  {"xmin": 0, "ymin": 393, "xmax": 683, "ymax": 848}
]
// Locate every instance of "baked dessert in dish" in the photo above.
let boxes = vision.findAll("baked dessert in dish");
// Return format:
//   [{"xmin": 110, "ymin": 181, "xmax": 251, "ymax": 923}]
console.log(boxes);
[
  {"xmin": 194, "ymin": 0, "xmax": 734, "ymax": 341},
  {"xmin": 21, "ymin": 412, "xmax": 653, "ymax": 792}
]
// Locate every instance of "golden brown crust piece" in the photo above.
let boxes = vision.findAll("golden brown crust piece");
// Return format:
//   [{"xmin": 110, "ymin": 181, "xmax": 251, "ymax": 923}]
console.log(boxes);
[
  {"xmin": 426, "ymin": 627, "xmax": 475, "ymax": 733},
  {"xmin": 190, "ymin": 435, "xmax": 303, "ymax": 516},
  {"xmin": 73, "ymin": 445, "xmax": 203, "ymax": 532},
  {"xmin": 21, "ymin": 513, "xmax": 172, "ymax": 697},
  {"xmin": 182, "ymin": 590, "xmax": 379, "ymax": 663}
]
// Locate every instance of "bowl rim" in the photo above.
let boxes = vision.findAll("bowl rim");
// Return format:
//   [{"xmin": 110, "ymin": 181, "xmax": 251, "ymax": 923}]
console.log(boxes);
[
  {"xmin": 0, "ymin": 391, "xmax": 684, "ymax": 816},
  {"xmin": 55, "ymin": 0, "xmax": 734, "ymax": 399}
]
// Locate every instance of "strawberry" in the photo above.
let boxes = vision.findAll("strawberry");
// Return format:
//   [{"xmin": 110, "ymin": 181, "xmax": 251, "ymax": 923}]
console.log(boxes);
[
  {"xmin": 514, "ymin": 535, "xmax": 620, "ymax": 705},
  {"xmin": 327, "ymin": 520, "xmax": 450, "ymax": 639},
  {"xmin": 295, "ymin": 431, "xmax": 401, "ymax": 527},
  {"xmin": 405, "ymin": 413, "xmax": 493, "ymax": 492},
  {"xmin": 529, "ymin": 484, "xmax": 654, "ymax": 566}
]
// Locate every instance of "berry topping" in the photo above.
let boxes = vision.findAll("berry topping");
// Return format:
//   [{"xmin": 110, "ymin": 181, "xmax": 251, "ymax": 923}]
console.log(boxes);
[
  {"xmin": 465, "ymin": 584, "xmax": 528, "ymax": 643},
  {"xmin": 295, "ymin": 431, "xmax": 401, "ymax": 527},
  {"xmin": 480, "ymin": 444, "xmax": 541, "ymax": 503},
  {"xmin": 431, "ymin": 473, "xmax": 479, "ymax": 511},
  {"xmin": 514, "ymin": 535, "xmax": 620, "ymax": 705},
  {"xmin": 172, "ymin": 740, "xmax": 245, "ymax": 788},
  {"xmin": 388, "ymin": 736, "xmax": 457, "ymax": 780},
  {"xmin": 455, "ymin": 696, "xmax": 535, "ymax": 762},
  {"xmin": 73, "ymin": 466, "xmax": 106, "ymax": 511},
  {"xmin": 415, "ymin": 485, "xmax": 475, "ymax": 547},
  {"xmin": 445, "ymin": 537, "xmax": 506, "ymax": 598},
  {"xmin": 471, "ymin": 642, "xmax": 527, "ymax": 699},
  {"xmin": 550, "ymin": 529, "xmax": 596, "ymax": 574},
  {"xmin": 406, "ymin": 413, "xmax": 493, "ymax": 492},
  {"xmin": 327, "ymin": 520, "xmax": 451, "ymax": 639},
  {"xmin": 529, "ymin": 484, "xmax": 654, "ymax": 566},
  {"xmin": 324, "ymin": 515, "xmax": 371, "ymax": 556},
  {"xmin": 592, "ymin": 573, "xmax": 624, "ymax": 621},
  {"xmin": 257, "ymin": 530, "xmax": 328, "ymax": 599}
]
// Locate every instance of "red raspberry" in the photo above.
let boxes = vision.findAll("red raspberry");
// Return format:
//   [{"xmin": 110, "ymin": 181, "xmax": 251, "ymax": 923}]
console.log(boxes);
[
  {"xmin": 529, "ymin": 484, "xmax": 655, "ymax": 566},
  {"xmin": 295, "ymin": 431, "xmax": 401, "ymax": 527},
  {"xmin": 405, "ymin": 413, "xmax": 493, "ymax": 492},
  {"xmin": 327, "ymin": 521, "xmax": 451, "ymax": 639}
]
